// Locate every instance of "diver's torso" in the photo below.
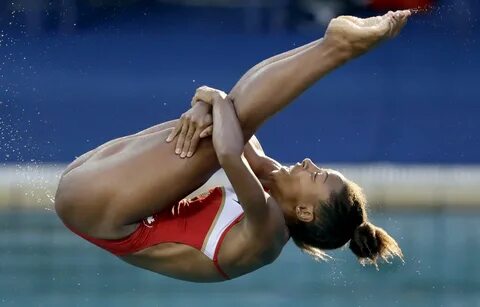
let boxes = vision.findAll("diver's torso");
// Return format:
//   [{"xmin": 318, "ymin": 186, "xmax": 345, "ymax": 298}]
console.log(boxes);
[{"xmin": 120, "ymin": 196, "xmax": 287, "ymax": 282}]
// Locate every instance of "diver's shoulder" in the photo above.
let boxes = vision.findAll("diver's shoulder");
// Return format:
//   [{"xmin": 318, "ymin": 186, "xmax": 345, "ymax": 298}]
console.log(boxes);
[
  {"xmin": 254, "ymin": 197, "xmax": 289, "ymax": 259},
  {"xmin": 265, "ymin": 195, "xmax": 287, "ymax": 227}
]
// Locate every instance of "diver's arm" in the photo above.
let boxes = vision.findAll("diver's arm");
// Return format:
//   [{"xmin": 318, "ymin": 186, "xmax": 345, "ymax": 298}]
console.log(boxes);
[{"xmin": 212, "ymin": 97, "xmax": 268, "ymax": 227}]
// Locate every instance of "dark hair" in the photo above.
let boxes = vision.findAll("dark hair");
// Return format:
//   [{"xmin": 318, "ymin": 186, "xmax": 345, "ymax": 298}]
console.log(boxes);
[{"xmin": 288, "ymin": 179, "xmax": 403, "ymax": 267}]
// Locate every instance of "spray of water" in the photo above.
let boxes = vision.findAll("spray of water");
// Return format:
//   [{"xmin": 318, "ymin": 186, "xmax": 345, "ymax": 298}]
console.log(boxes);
[{"xmin": 1, "ymin": 6, "xmax": 59, "ymax": 212}]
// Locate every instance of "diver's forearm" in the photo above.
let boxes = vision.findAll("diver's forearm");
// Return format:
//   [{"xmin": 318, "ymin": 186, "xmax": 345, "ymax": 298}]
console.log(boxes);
[
  {"xmin": 231, "ymin": 38, "xmax": 323, "ymax": 94},
  {"xmin": 229, "ymin": 38, "xmax": 352, "ymax": 136}
]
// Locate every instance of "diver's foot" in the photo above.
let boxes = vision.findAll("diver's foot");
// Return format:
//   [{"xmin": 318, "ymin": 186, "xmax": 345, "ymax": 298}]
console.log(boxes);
[{"xmin": 325, "ymin": 10, "xmax": 411, "ymax": 57}]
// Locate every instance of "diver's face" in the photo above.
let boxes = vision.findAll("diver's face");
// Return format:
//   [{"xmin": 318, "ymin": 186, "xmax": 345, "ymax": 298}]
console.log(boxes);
[{"xmin": 271, "ymin": 158, "xmax": 346, "ymax": 207}]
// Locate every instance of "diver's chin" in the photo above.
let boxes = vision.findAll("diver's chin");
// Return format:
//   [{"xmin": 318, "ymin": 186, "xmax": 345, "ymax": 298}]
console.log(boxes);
[
  {"xmin": 268, "ymin": 170, "xmax": 279, "ymax": 179},
  {"xmin": 269, "ymin": 167, "xmax": 289, "ymax": 181}
]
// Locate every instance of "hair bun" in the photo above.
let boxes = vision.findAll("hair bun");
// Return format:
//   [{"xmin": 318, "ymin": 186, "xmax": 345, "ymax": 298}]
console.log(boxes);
[{"xmin": 349, "ymin": 222, "xmax": 403, "ymax": 267}]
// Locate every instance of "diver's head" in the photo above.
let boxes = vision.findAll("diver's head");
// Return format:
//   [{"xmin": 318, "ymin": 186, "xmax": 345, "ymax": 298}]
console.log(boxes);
[{"xmin": 269, "ymin": 158, "xmax": 403, "ymax": 266}]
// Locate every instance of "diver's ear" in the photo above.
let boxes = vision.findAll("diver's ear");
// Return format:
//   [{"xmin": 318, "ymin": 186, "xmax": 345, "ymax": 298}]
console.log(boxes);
[{"xmin": 295, "ymin": 204, "xmax": 314, "ymax": 222}]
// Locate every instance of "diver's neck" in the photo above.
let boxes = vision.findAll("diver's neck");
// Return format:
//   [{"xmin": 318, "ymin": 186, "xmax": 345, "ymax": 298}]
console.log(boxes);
[
  {"xmin": 260, "ymin": 172, "xmax": 278, "ymax": 190},
  {"xmin": 260, "ymin": 161, "xmax": 283, "ymax": 190},
  {"xmin": 260, "ymin": 178, "xmax": 273, "ymax": 189}
]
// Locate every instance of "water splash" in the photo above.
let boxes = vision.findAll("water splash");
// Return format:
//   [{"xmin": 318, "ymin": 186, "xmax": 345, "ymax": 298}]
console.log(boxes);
[
  {"xmin": 0, "ymin": 4, "xmax": 61, "ymax": 211},
  {"xmin": 46, "ymin": 190, "xmax": 56, "ymax": 204}
]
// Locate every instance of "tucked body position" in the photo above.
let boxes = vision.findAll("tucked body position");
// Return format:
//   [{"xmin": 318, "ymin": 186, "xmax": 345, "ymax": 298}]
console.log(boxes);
[{"xmin": 55, "ymin": 11, "xmax": 410, "ymax": 282}]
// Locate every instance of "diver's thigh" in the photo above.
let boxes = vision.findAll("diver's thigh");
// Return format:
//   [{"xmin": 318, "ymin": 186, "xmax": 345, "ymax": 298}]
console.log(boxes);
[{"xmin": 97, "ymin": 129, "xmax": 219, "ymax": 226}]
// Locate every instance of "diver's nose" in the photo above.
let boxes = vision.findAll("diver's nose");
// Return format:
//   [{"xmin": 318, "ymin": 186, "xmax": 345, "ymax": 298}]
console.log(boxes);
[{"xmin": 301, "ymin": 158, "xmax": 312, "ymax": 168}]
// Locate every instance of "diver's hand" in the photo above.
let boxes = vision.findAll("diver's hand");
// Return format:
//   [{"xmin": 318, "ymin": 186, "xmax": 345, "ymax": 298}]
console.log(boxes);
[
  {"xmin": 166, "ymin": 101, "xmax": 213, "ymax": 158},
  {"xmin": 325, "ymin": 10, "xmax": 411, "ymax": 57},
  {"xmin": 191, "ymin": 86, "xmax": 227, "ymax": 107}
]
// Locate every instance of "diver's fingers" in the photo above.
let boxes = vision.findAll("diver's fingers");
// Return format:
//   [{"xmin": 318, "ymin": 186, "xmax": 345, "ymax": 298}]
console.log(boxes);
[
  {"xmin": 175, "ymin": 117, "xmax": 189, "ymax": 155},
  {"xmin": 166, "ymin": 118, "xmax": 183, "ymax": 143},
  {"xmin": 181, "ymin": 121, "xmax": 196, "ymax": 158},
  {"xmin": 186, "ymin": 130, "xmax": 201, "ymax": 158}
]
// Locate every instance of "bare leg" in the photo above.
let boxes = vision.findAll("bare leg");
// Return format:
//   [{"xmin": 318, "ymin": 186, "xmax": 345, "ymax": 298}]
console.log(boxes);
[
  {"xmin": 229, "ymin": 11, "xmax": 410, "ymax": 137},
  {"xmin": 230, "ymin": 39, "xmax": 348, "ymax": 138},
  {"xmin": 61, "ymin": 120, "xmax": 179, "ymax": 177},
  {"xmin": 232, "ymin": 39, "xmax": 322, "ymax": 93}
]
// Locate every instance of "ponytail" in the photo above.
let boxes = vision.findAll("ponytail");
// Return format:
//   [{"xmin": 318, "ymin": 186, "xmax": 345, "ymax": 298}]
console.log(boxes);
[{"xmin": 349, "ymin": 222, "xmax": 403, "ymax": 268}]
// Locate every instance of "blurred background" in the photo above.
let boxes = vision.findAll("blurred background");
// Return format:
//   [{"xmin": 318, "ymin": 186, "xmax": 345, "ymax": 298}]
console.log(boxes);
[{"xmin": 1, "ymin": 0, "xmax": 480, "ymax": 306}]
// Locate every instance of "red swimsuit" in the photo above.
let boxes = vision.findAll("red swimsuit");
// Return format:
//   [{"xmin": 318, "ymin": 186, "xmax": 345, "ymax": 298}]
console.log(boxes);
[{"xmin": 64, "ymin": 186, "xmax": 244, "ymax": 279}]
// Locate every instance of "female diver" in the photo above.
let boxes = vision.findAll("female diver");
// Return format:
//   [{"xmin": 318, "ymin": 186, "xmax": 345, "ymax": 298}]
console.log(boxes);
[{"xmin": 55, "ymin": 11, "xmax": 410, "ymax": 282}]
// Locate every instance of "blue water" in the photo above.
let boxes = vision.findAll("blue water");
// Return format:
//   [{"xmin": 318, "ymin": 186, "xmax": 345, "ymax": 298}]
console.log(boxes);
[{"xmin": 1, "ymin": 209, "xmax": 479, "ymax": 307}]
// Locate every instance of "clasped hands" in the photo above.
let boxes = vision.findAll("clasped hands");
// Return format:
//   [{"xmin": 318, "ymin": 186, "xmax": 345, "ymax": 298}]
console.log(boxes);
[{"xmin": 166, "ymin": 86, "xmax": 228, "ymax": 158}]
